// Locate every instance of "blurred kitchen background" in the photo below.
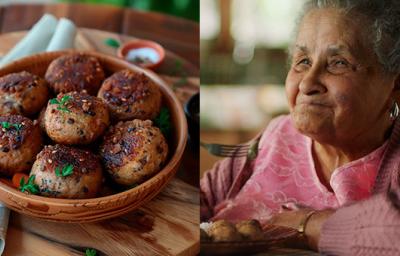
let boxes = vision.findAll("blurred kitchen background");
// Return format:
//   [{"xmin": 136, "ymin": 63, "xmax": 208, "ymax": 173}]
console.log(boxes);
[
  {"xmin": 200, "ymin": 0, "xmax": 306, "ymax": 176},
  {"xmin": 0, "ymin": 0, "xmax": 199, "ymax": 22}
]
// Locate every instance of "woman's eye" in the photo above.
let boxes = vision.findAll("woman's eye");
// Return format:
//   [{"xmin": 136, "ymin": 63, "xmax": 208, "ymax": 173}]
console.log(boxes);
[
  {"xmin": 297, "ymin": 58, "xmax": 311, "ymax": 66},
  {"xmin": 327, "ymin": 59, "xmax": 352, "ymax": 74},
  {"xmin": 333, "ymin": 60, "xmax": 348, "ymax": 66},
  {"xmin": 329, "ymin": 59, "xmax": 349, "ymax": 68},
  {"xmin": 293, "ymin": 58, "xmax": 311, "ymax": 72}
]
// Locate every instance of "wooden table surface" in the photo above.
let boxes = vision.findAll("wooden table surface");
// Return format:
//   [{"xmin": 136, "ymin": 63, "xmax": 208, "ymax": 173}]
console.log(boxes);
[
  {"xmin": 0, "ymin": 20, "xmax": 200, "ymax": 256},
  {"xmin": 0, "ymin": 3, "xmax": 199, "ymax": 67}
]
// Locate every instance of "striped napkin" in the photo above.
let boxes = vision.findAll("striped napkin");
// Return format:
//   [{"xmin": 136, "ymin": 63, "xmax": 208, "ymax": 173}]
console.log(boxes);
[{"xmin": 0, "ymin": 13, "xmax": 77, "ymax": 255}]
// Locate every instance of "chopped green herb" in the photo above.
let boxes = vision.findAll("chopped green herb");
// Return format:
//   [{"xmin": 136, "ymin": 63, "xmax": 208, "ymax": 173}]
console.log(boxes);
[
  {"xmin": 55, "ymin": 164, "xmax": 74, "ymax": 177},
  {"xmin": 1, "ymin": 121, "xmax": 23, "ymax": 132},
  {"xmin": 56, "ymin": 106, "xmax": 71, "ymax": 113},
  {"xmin": 154, "ymin": 107, "xmax": 171, "ymax": 137},
  {"xmin": 175, "ymin": 59, "xmax": 183, "ymax": 71},
  {"xmin": 1, "ymin": 122, "xmax": 11, "ymax": 129},
  {"xmin": 85, "ymin": 248, "xmax": 97, "ymax": 256},
  {"xmin": 49, "ymin": 98, "xmax": 60, "ymax": 105},
  {"xmin": 55, "ymin": 167, "xmax": 61, "ymax": 177},
  {"xmin": 104, "ymin": 38, "xmax": 120, "ymax": 48},
  {"xmin": 20, "ymin": 175, "xmax": 40, "ymax": 195},
  {"xmin": 60, "ymin": 95, "xmax": 71, "ymax": 104},
  {"xmin": 50, "ymin": 95, "xmax": 71, "ymax": 113},
  {"xmin": 12, "ymin": 123, "xmax": 23, "ymax": 131}
]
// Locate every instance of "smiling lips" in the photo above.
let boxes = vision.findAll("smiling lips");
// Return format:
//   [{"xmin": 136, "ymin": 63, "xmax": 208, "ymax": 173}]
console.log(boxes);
[{"xmin": 296, "ymin": 99, "xmax": 331, "ymax": 108}]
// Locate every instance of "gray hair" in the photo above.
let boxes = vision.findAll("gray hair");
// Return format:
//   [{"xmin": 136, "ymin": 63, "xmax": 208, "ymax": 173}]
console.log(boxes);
[{"xmin": 295, "ymin": 0, "xmax": 400, "ymax": 74}]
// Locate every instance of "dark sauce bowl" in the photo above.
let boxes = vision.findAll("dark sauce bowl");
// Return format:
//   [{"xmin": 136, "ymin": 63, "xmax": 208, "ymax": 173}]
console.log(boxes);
[{"xmin": 184, "ymin": 92, "xmax": 199, "ymax": 149}]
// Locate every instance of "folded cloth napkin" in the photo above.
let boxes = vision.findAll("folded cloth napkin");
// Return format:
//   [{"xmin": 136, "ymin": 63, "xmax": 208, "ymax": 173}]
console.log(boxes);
[
  {"xmin": 0, "ymin": 13, "xmax": 77, "ymax": 66},
  {"xmin": 0, "ymin": 14, "xmax": 58, "ymax": 66},
  {"xmin": 46, "ymin": 17, "xmax": 77, "ymax": 52},
  {"xmin": 0, "ymin": 14, "xmax": 77, "ymax": 255}
]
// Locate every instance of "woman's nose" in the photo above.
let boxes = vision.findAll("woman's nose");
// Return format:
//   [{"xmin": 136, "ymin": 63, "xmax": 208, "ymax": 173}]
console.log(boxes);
[{"xmin": 299, "ymin": 67, "xmax": 327, "ymax": 95}]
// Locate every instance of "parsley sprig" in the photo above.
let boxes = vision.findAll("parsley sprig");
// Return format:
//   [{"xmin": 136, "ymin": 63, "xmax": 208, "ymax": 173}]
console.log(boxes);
[
  {"xmin": 154, "ymin": 107, "xmax": 171, "ymax": 138},
  {"xmin": 85, "ymin": 248, "xmax": 97, "ymax": 256},
  {"xmin": 20, "ymin": 175, "xmax": 39, "ymax": 195},
  {"xmin": 1, "ymin": 122, "xmax": 23, "ymax": 131},
  {"xmin": 50, "ymin": 95, "xmax": 71, "ymax": 113},
  {"xmin": 55, "ymin": 164, "xmax": 74, "ymax": 177},
  {"xmin": 104, "ymin": 38, "xmax": 120, "ymax": 48}
]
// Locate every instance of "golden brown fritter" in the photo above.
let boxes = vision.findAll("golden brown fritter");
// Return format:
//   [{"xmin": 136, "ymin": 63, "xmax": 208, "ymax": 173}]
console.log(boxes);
[
  {"xmin": 30, "ymin": 144, "xmax": 103, "ymax": 199},
  {"xmin": 44, "ymin": 91, "xmax": 110, "ymax": 145},
  {"xmin": 99, "ymin": 119, "xmax": 168, "ymax": 186},
  {"xmin": 208, "ymin": 220, "xmax": 242, "ymax": 242},
  {"xmin": 45, "ymin": 53, "xmax": 105, "ymax": 95},
  {"xmin": 0, "ymin": 115, "xmax": 42, "ymax": 176},
  {"xmin": 0, "ymin": 71, "xmax": 49, "ymax": 116},
  {"xmin": 235, "ymin": 219, "xmax": 264, "ymax": 240},
  {"xmin": 97, "ymin": 69, "xmax": 162, "ymax": 121}
]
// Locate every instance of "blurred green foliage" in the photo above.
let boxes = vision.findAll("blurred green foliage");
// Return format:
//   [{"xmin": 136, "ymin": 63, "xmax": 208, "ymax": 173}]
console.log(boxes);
[{"xmin": 60, "ymin": 0, "xmax": 199, "ymax": 22}]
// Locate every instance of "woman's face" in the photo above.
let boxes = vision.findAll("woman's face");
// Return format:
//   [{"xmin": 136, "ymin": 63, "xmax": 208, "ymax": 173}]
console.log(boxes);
[{"xmin": 286, "ymin": 8, "xmax": 397, "ymax": 145}]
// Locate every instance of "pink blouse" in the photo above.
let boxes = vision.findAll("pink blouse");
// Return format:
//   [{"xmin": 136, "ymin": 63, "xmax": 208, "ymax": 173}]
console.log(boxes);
[{"xmin": 211, "ymin": 115, "xmax": 388, "ymax": 224}]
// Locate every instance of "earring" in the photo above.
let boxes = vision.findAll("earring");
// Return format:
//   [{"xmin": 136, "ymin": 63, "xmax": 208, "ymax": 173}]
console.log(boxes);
[{"xmin": 390, "ymin": 101, "xmax": 400, "ymax": 121}]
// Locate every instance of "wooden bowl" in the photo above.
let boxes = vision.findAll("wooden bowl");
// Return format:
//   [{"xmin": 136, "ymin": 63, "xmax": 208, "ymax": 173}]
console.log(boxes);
[{"xmin": 0, "ymin": 51, "xmax": 187, "ymax": 222}]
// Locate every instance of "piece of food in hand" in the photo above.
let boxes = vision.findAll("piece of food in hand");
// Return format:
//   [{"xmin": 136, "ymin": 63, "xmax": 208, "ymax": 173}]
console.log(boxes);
[
  {"xmin": 97, "ymin": 69, "xmax": 162, "ymax": 121},
  {"xmin": 100, "ymin": 119, "xmax": 168, "ymax": 186},
  {"xmin": 235, "ymin": 219, "xmax": 264, "ymax": 240},
  {"xmin": 44, "ymin": 91, "xmax": 110, "ymax": 145},
  {"xmin": 0, "ymin": 115, "xmax": 42, "ymax": 176},
  {"xmin": 45, "ymin": 53, "xmax": 105, "ymax": 95},
  {"xmin": 208, "ymin": 220, "xmax": 242, "ymax": 242},
  {"xmin": 0, "ymin": 71, "xmax": 49, "ymax": 116},
  {"xmin": 30, "ymin": 144, "xmax": 103, "ymax": 199}
]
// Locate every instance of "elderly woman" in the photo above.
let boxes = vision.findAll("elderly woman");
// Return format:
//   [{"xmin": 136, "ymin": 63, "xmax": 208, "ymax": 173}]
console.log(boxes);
[{"xmin": 201, "ymin": 0, "xmax": 400, "ymax": 254}]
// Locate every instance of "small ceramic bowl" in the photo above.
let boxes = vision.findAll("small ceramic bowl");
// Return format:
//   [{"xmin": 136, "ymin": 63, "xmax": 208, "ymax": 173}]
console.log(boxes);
[
  {"xmin": 0, "ymin": 50, "xmax": 187, "ymax": 223},
  {"xmin": 184, "ymin": 92, "xmax": 199, "ymax": 148},
  {"xmin": 117, "ymin": 39, "xmax": 165, "ymax": 69}
]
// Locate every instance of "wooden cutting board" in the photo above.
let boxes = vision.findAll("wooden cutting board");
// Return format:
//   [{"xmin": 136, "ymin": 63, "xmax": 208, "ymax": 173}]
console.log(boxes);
[
  {"xmin": 0, "ymin": 29, "xmax": 200, "ymax": 256},
  {"xmin": 5, "ymin": 179, "xmax": 199, "ymax": 256}
]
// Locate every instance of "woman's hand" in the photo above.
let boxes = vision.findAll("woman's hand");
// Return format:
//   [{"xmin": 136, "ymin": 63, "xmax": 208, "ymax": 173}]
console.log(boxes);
[{"xmin": 267, "ymin": 205, "xmax": 335, "ymax": 251}]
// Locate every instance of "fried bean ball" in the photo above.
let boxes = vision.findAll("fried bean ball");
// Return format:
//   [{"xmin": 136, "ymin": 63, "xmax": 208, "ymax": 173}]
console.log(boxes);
[
  {"xmin": 44, "ymin": 91, "xmax": 110, "ymax": 145},
  {"xmin": 208, "ymin": 220, "xmax": 242, "ymax": 242},
  {"xmin": 97, "ymin": 69, "xmax": 162, "ymax": 121},
  {"xmin": 0, "ymin": 71, "xmax": 49, "ymax": 116},
  {"xmin": 45, "ymin": 53, "xmax": 105, "ymax": 95},
  {"xmin": 0, "ymin": 115, "xmax": 42, "ymax": 176},
  {"xmin": 100, "ymin": 119, "xmax": 168, "ymax": 186},
  {"xmin": 235, "ymin": 219, "xmax": 264, "ymax": 240},
  {"xmin": 30, "ymin": 144, "xmax": 103, "ymax": 199}
]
